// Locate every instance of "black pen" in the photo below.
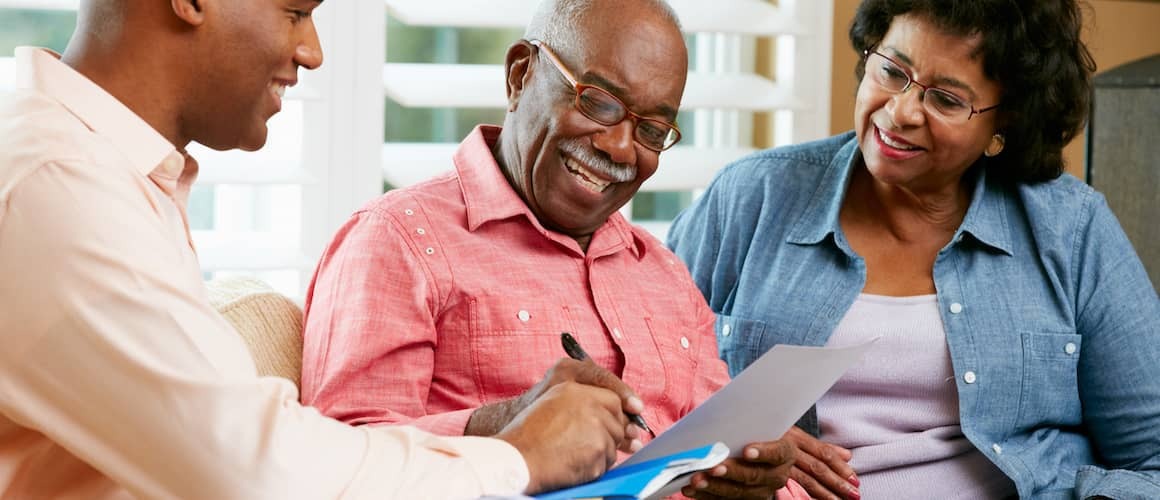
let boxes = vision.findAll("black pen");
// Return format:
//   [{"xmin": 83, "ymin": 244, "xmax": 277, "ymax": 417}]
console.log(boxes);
[{"xmin": 560, "ymin": 332, "xmax": 656, "ymax": 437}]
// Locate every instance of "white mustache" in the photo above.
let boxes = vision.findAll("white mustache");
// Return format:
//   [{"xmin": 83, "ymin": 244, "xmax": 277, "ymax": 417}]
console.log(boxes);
[{"xmin": 558, "ymin": 138, "xmax": 636, "ymax": 183}]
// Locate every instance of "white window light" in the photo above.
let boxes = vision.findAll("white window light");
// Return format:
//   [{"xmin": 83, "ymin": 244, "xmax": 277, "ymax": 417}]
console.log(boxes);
[
  {"xmin": 1, "ymin": 0, "xmax": 832, "ymax": 294},
  {"xmin": 379, "ymin": 0, "xmax": 833, "ymax": 239}
]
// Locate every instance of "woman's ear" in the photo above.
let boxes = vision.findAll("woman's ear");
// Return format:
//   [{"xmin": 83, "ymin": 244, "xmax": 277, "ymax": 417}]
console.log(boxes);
[
  {"xmin": 504, "ymin": 40, "xmax": 537, "ymax": 112},
  {"xmin": 984, "ymin": 133, "xmax": 1006, "ymax": 157}
]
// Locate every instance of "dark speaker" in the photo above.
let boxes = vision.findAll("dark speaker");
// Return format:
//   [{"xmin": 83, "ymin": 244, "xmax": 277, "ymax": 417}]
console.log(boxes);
[{"xmin": 1087, "ymin": 53, "xmax": 1160, "ymax": 288}]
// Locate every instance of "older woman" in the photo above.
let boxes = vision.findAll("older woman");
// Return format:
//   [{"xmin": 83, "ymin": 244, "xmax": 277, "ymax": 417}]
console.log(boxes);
[{"xmin": 668, "ymin": 1, "xmax": 1160, "ymax": 499}]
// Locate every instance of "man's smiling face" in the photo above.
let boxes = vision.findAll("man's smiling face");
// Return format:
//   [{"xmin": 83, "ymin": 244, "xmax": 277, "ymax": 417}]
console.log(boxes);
[{"xmin": 499, "ymin": 0, "xmax": 687, "ymax": 243}]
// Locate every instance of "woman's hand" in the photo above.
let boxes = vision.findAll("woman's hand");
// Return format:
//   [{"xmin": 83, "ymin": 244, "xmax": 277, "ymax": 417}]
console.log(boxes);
[
  {"xmin": 783, "ymin": 426, "xmax": 861, "ymax": 500},
  {"xmin": 680, "ymin": 439, "xmax": 796, "ymax": 499}
]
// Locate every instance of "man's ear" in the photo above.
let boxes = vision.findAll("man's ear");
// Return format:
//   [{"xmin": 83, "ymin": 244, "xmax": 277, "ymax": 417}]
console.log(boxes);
[
  {"xmin": 171, "ymin": 0, "xmax": 206, "ymax": 26},
  {"xmin": 504, "ymin": 40, "xmax": 536, "ymax": 112}
]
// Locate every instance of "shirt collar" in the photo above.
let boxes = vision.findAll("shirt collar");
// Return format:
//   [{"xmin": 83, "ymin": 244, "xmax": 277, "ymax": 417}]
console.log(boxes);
[
  {"xmin": 786, "ymin": 136, "xmax": 861, "ymax": 247},
  {"xmin": 786, "ymin": 134, "xmax": 1013, "ymax": 256},
  {"xmin": 455, "ymin": 125, "xmax": 646, "ymax": 259},
  {"xmin": 14, "ymin": 47, "xmax": 180, "ymax": 180},
  {"xmin": 954, "ymin": 165, "xmax": 1014, "ymax": 256}
]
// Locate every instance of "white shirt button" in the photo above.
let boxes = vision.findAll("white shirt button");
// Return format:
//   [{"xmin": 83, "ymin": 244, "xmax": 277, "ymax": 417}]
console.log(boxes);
[
  {"xmin": 949, "ymin": 302, "xmax": 964, "ymax": 314},
  {"xmin": 416, "ymin": 227, "xmax": 426, "ymax": 235},
  {"xmin": 517, "ymin": 310, "xmax": 530, "ymax": 322},
  {"xmin": 722, "ymin": 324, "xmax": 732, "ymax": 337},
  {"xmin": 992, "ymin": 443, "xmax": 1003, "ymax": 455},
  {"xmin": 1064, "ymin": 342, "xmax": 1077, "ymax": 355},
  {"xmin": 404, "ymin": 209, "xmax": 414, "ymax": 216},
  {"xmin": 680, "ymin": 337, "xmax": 690, "ymax": 349},
  {"xmin": 612, "ymin": 328, "xmax": 622, "ymax": 339},
  {"xmin": 963, "ymin": 371, "xmax": 977, "ymax": 384}
]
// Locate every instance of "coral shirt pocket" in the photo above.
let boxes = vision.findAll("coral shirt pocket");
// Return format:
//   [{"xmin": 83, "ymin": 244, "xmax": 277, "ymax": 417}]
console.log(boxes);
[{"xmin": 467, "ymin": 298, "xmax": 575, "ymax": 403}]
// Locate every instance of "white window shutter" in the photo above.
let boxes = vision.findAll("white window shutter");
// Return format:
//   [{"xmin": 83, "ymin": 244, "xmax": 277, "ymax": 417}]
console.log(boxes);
[
  {"xmin": 1, "ymin": 0, "xmax": 832, "ymax": 290},
  {"xmin": 380, "ymin": 0, "xmax": 832, "ymax": 239}
]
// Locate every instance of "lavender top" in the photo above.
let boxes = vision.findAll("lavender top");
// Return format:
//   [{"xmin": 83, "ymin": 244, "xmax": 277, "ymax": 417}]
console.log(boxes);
[{"xmin": 816, "ymin": 294, "xmax": 1016, "ymax": 499}]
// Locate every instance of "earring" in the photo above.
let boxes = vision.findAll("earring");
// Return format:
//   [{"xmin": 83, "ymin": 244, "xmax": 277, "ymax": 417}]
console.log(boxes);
[{"xmin": 984, "ymin": 134, "xmax": 1005, "ymax": 157}]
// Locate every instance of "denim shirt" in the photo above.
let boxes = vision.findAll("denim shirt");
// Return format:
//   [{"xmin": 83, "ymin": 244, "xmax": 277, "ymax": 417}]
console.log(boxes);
[{"xmin": 667, "ymin": 132, "xmax": 1160, "ymax": 499}]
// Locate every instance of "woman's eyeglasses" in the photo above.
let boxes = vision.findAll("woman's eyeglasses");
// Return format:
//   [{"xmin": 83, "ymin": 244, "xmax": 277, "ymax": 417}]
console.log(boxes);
[{"xmin": 864, "ymin": 48, "xmax": 999, "ymax": 124}]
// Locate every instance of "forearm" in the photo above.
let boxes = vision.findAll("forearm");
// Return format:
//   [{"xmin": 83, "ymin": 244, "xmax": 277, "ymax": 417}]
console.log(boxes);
[{"xmin": 465, "ymin": 398, "xmax": 523, "ymax": 436}]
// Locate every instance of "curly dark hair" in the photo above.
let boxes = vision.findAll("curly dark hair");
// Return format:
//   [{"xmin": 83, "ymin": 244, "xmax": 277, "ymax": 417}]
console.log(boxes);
[{"xmin": 849, "ymin": 0, "xmax": 1097, "ymax": 183}]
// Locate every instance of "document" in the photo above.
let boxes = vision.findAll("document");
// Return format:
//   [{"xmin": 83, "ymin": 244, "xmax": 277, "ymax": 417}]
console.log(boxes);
[{"xmin": 619, "ymin": 339, "xmax": 877, "ymax": 497}]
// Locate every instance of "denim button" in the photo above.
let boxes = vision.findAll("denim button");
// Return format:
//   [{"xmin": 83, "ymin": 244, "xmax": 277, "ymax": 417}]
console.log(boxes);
[
  {"xmin": 1065, "ymin": 342, "xmax": 1077, "ymax": 355},
  {"xmin": 963, "ymin": 371, "xmax": 977, "ymax": 384},
  {"xmin": 992, "ymin": 443, "xmax": 1003, "ymax": 454},
  {"xmin": 949, "ymin": 302, "xmax": 964, "ymax": 314},
  {"xmin": 722, "ymin": 324, "xmax": 732, "ymax": 337}
]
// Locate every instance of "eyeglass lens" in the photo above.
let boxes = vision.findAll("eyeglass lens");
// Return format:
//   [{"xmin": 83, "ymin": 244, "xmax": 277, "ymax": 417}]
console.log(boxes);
[{"xmin": 576, "ymin": 86, "xmax": 678, "ymax": 150}]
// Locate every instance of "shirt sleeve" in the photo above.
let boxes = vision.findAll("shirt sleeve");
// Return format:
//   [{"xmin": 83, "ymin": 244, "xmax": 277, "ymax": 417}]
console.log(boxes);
[
  {"xmin": 301, "ymin": 206, "xmax": 477, "ymax": 436},
  {"xmin": 1070, "ymin": 193, "xmax": 1160, "ymax": 498},
  {"xmin": 0, "ymin": 160, "xmax": 528, "ymax": 499}
]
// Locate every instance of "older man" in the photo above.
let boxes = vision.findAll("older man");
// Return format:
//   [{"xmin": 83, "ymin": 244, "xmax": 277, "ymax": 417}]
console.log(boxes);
[
  {"xmin": 0, "ymin": 0, "xmax": 640, "ymax": 498},
  {"xmin": 301, "ymin": 0, "xmax": 799, "ymax": 497}
]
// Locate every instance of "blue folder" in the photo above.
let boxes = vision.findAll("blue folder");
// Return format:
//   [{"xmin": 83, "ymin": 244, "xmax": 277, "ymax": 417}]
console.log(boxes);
[{"xmin": 534, "ymin": 442, "xmax": 728, "ymax": 500}]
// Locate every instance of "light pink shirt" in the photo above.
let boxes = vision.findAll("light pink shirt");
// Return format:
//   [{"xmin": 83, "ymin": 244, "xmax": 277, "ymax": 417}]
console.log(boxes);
[{"xmin": 0, "ymin": 48, "xmax": 528, "ymax": 499}]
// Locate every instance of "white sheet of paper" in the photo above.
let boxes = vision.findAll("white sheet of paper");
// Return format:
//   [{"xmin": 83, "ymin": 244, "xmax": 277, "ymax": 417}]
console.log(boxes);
[{"xmin": 621, "ymin": 339, "xmax": 878, "ymax": 483}]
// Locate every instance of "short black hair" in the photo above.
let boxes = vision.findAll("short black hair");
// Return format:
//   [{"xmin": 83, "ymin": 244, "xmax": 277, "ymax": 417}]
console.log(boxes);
[{"xmin": 850, "ymin": 0, "xmax": 1096, "ymax": 183}]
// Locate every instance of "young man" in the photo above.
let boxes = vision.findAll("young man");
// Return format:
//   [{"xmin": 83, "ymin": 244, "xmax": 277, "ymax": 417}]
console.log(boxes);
[{"xmin": 0, "ymin": 0, "xmax": 638, "ymax": 497}]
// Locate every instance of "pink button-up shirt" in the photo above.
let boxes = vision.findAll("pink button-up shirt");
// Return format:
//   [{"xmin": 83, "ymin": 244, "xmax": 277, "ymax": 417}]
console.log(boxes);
[
  {"xmin": 301, "ymin": 126, "xmax": 731, "ymax": 443},
  {"xmin": 0, "ymin": 48, "xmax": 528, "ymax": 499}
]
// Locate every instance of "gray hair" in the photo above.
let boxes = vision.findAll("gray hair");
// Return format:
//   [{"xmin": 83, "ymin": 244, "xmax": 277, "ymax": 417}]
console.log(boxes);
[{"xmin": 524, "ymin": 0, "xmax": 682, "ymax": 57}]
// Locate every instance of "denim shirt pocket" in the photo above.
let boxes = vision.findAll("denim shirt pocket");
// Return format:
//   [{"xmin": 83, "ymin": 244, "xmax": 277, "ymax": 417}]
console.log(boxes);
[
  {"xmin": 715, "ymin": 314, "xmax": 771, "ymax": 377},
  {"xmin": 1017, "ymin": 331, "xmax": 1083, "ymax": 428}
]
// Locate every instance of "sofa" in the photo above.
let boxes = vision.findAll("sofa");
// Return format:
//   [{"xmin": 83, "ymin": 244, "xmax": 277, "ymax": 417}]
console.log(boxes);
[{"xmin": 205, "ymin": 276, "xmax": 304, "ymax": 387}]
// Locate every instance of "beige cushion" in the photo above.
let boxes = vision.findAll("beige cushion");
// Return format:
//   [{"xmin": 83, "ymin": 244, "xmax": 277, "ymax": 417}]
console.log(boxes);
[{"xmin": 205, "ymin": 276, "xmax": 303, "ymax": 387}]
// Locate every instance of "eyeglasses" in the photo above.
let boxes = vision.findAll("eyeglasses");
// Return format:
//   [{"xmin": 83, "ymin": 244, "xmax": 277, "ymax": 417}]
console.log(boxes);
[
  {"xmin": 863, "ymin": 48, "xmax": 999, "ymax": 124},
  {"xmin": 528, "ymin": 39, "xmax": 682, "ymax": 152}
]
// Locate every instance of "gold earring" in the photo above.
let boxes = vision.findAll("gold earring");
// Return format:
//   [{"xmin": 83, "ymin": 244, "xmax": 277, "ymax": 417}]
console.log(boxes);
[{"xmin": 985, "ymin": 134, "xmax": 1005, "ymax": 157}]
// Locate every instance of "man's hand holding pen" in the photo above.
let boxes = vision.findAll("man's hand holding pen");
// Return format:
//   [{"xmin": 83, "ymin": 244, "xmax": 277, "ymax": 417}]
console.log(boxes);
[
  {"xmin": 493, "ymin": 370, "xmax": 642, "ymax": 493},
  {"xmin": 464, "ymin": 331, "xmax": 653, "ymax": 492},
  {"xmin": 561, "ymin": 332, "xmax": 656, "ymax": 437}
]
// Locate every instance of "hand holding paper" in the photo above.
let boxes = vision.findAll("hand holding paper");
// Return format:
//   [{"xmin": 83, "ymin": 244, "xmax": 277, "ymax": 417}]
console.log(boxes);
[
  {"xmin": 681, "ymin": 438, "xmax": 797, "ymax": 499},
  {"xmin": 623, "ymin": 339, "xmax": 877, "ymax": 498}
]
